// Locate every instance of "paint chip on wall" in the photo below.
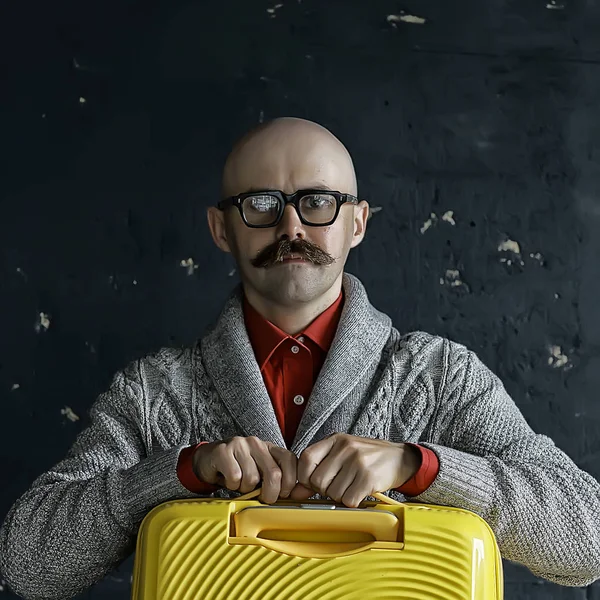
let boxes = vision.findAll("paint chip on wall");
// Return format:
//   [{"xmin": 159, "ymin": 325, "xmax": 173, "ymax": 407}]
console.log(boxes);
[
  {"xmin": 441, "ymin": 210, "xmax": 456, "ymax": 225},
  {"xmin": 387, "ymin": 13, "xmax": 427, "ymax": 25},
  {"xmin": 498, "ymin": 239, "xmax": 520, "ymax": 254},
  {"xmin": 529, "ymin": 252, "xmax": 545, "ymax": 265},
  {"xmin": 498, "ymin": 238, "xmax": 525, "ymax": 266},
  {"xmin": 420, "ymin": 213, "xmax": 437, "ymax": 234},
  {"xmin": 61, "ymin": 406, "xmax": 80, "ymax": 422},
  {"xmin": 180, "ymin": 258, "xmax": 199, "ymax": 275},
  {"xmin": 35, "ymin": 312, "xmax": 51, "ymax": 333},
  {"xmin": 442, "ymin": 269, "xmax": 465, "ymax": 287},
  {"xmin": 548, "ymin": 345, "xmax": 569, "ymax": 368},
  {"xmin": 267, "ymin": 3, "xmax": 284, "ymax": 17}
]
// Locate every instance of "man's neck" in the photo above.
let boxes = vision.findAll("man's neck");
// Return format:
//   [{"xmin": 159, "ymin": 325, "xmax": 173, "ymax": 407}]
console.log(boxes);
[{"xmin": 242, "ymin": 278, "xmax": 343, "ymax": 336}]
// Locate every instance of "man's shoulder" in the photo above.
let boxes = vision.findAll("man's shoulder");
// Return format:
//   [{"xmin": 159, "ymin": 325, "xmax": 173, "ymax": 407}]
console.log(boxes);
[
  {"xmin": 121, "ymin": 344, "xmax": 199, "ymax": 388},
  {"xmin": 390, "ymin": 330, "xmax": 472, "ymax": 375}
]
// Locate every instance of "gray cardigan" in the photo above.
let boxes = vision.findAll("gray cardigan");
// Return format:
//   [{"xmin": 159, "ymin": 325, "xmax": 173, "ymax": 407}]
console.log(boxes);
[{"xmin": 1, "ymin": 272, "xmax": 599, "ymax": 599}]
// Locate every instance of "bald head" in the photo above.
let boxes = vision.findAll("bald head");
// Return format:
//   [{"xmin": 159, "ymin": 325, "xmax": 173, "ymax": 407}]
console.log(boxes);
[{"xmin": 221, "ymin": 117, "xmax": 358, "ymax": 200}]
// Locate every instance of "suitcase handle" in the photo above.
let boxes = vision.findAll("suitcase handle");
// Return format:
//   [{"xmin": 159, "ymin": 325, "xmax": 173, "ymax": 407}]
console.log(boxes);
[
  {"xmin": 233, "ymin": 505, "xmax": 401, "ymax": 542},
  {"xmin": 236, "ymin": 487, "xmax": 402, "ymax": 506}
]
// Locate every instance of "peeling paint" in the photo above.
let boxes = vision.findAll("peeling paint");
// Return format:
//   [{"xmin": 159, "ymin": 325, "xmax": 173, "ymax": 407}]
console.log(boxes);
[
  {"xmin": 442, "ymin": 269, "xmax": 466, "ymax": 288},
  {"xmin": 498, "ymin": 238, "xmax": 525, "ymax": 266},
  {"xmin": 35, "ymin": 312, "xmax": 51, "ymax": 333},
  {"xmin": 420, "ymin": 212, "xmax": 437, "ymax": 234},
  {"xmin": 498, "ymin": 239, "xmax": 521, "ymax": 254},
  {"xmin": 180, "ymin": 258, "xmax": 199, "ymax": 275},
  {"xmin": 11, "ymin": 384, "xmax": 20, "ymax": 391},
  {"xmin": 61, "ymin": 406, "xmax": 80, "ymax": 422},
  {"xmin": 387, "ymin": 13, "xmax": 427, "ymax": 25},
  {"xmin": 548, "ymin": 345, "xmax": 569, "ymax": 368},
  {"xmin": 529, "ymin": 252, "xmax": 545, "ymax": 265},
  {"xmin": 267, "ymin": 3, "xmax": 284, "ymax": 17},
  {"xmin": 441, "ymin": 210, "xmax": 456, "ymax": 225}
]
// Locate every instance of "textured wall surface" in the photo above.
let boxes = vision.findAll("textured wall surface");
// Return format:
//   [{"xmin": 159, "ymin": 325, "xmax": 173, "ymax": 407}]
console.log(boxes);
[{"xmin": 1, "ymin": 0, "xmax": 600, "ymax": 598}]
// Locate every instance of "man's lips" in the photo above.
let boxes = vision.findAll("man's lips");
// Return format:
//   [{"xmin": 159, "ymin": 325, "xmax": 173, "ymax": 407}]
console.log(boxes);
[
  {"xmin": 281, "ymin": 253, "xmax": 307, "ymax": 262},
  {"xmin": 273, "ymin": 254, "xmax": 311, "ymax": 265}
]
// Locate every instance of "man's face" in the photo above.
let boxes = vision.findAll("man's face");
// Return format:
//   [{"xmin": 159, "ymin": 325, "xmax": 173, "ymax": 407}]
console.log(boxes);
[{"xmin": 207, "ymin": 120, "xmax": 369, "ymax": 308}]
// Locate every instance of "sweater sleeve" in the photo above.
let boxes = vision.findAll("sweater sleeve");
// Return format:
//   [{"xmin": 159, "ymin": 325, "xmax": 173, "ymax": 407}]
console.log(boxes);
[
  {"xmin": 0, "ymin": 359, "xmax": 207, "ymax": 600},
  {"xmin": 413, "ymin": 344, "xmax": 600, "ymax": 588}
]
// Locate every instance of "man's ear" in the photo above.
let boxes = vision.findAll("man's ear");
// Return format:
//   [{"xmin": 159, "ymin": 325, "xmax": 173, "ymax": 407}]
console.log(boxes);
[
  {"xmin": 350, "ymin": 200, "xmax": 369, "ymax": 248},
  {"xmin": 206, "ymin": 207, "xmax": 233, "ymax": 254}
]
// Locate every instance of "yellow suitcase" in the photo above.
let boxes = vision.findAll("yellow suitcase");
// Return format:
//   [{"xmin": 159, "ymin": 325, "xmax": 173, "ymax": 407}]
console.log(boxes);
[{"xmin": 131, "ymin": 489, "xmax": 503, "ymax": 600}]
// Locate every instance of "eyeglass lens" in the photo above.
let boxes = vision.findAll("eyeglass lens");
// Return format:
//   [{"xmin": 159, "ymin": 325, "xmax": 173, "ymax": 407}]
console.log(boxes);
[{"xmin": 242, "ymin": 193, "xmax": 337, "ymax": 226}]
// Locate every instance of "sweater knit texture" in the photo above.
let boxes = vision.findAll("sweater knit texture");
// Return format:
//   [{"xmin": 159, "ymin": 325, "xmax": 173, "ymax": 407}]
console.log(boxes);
[{"xmin": 1, "ymin": 272, "xmax": 599, "ymax": 599}]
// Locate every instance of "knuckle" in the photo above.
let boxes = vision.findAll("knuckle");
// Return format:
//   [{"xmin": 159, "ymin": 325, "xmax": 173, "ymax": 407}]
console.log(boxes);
[
  {"xmin": 264, "ymin": 466, "xmax": 282, "ymax": 482},
  {"xmin": 309, "ymin": 474, "xmax": 323, "ymax": 490},
  {"xmin": 246, "ymin": 474, "xmax": 261, "ymax": 488}
]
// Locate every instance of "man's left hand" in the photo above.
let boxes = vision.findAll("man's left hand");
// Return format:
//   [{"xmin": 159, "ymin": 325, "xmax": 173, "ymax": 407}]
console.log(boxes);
[{"xmin": 288, "ymin": 434, "xmax": 421, "ymax": 508}]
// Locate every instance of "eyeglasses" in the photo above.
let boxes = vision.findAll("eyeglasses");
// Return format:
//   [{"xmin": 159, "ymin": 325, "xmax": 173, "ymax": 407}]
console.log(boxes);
[{"xmin": 217, "ymin": 189, "xmax": 359, "ymax": 228}]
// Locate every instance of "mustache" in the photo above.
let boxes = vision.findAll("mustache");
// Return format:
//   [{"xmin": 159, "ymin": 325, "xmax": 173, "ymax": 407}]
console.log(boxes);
[{"xmin": 251, "ymin": 239, "xmax": 336, "ymax": 268}]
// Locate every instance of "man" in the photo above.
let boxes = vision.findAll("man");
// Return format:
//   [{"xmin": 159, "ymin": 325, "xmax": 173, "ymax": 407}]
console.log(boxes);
[{"xmin": 1, "ymin": 117, "xmax": 599, "ymax": 599}]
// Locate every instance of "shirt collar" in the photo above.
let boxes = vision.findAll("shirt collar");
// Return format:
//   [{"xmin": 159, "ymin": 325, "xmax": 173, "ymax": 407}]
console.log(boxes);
[{"xmin": 243, "ymin": 287, "xmax": 345, "ymax": 371}]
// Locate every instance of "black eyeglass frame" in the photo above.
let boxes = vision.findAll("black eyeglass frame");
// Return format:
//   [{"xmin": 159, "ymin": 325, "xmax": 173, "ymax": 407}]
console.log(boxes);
[{"xmin": 217, "ymin": 189, "xmax": 359, "ymax": 228}]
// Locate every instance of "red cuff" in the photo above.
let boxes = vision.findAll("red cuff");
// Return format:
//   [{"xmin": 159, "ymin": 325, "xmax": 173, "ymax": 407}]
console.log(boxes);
[
  {"xmin": 395, "ymin": 443, "xmax": 439, "ymax": 497},
  {"xmin": 177, "ymin": 442, "xmax": 221, "ymax": 494}
]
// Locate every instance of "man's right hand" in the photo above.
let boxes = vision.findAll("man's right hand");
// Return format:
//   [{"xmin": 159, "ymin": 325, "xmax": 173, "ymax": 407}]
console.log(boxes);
[{"xmin": 192, "ymin": 436, "xmax": 298, "ymax": 504}]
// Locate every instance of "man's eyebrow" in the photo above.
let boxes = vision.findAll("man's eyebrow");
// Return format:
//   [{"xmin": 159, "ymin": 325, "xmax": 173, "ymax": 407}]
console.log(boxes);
[{"xmin": 243, "ymin": 184, "xmax": 335, "ymax": 193}]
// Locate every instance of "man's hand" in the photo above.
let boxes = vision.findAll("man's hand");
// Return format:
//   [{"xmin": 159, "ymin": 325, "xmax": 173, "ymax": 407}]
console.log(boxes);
[
  {"xmin": 192, "ymin": 436, "xmax": 298, "ymax": 504},
  {"xmin": 289, "ymin": 434, "xmax": 421, "ymax": 508}
]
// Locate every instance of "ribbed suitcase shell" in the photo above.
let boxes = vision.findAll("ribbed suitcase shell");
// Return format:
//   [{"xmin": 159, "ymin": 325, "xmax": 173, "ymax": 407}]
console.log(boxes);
[{"xmin": 131, "ymin": 494, "xmax": 503, "ymax": 600}]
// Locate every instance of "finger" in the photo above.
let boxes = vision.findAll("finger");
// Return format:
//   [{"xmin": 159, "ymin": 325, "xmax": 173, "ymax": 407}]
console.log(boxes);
[
  {"xmin": 341, "ymin": 473, "xmax": 371, "ymax": 508},
  {"xmin": 323, "ymin": 462, "xmax": 356, "ymax": 503},
  {"xmin": 297, "ymin": 436, "xmax": 337, "ymax": 489},
  {"xmin": 288, "ymin": 483, "xmax": 314, "ymax": 502},
  {"xmin": 232, "ymin": 445, "xmax": 261, "ymax": 494},
  {"xmin": 251, "ymin": 444, "xmax": 283, "ymax": 504},
  {"xmin": 213, "ymin": 444, "xmax": 243, "ymax": 491},
  {"xmin": 269, "ymin": 446, "xmax": 298, "ymax": 498}
]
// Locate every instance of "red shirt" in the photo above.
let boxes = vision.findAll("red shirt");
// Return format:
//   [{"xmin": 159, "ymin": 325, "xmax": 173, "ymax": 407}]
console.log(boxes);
[{"xmin": 177, "ymin": 288, "xmax": 439, "ymax": 497}]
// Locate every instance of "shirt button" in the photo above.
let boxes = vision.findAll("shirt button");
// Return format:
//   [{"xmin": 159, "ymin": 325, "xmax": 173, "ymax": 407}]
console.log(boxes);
[
  {"xmin": 291, "ymin": 345, "xmax": 300, "ymax": 354},
  {"xmin": 293, "ymin": 395, "xmax": 305, "ymax": 406},
  {"xmin": 298, "ymin": 336, "xmax": 305, "ymax": 343}
]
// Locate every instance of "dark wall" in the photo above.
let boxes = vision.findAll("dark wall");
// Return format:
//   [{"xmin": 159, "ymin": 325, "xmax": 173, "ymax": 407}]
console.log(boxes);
[{"xmin": 1, "ymin": 0, "xmax": 599, "ymax": 598}]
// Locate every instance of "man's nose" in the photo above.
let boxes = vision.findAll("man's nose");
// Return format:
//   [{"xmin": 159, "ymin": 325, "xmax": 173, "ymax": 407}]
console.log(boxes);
[{"xmin": 275, "ymin": 203, "xmax": 305, "ymax": 238}]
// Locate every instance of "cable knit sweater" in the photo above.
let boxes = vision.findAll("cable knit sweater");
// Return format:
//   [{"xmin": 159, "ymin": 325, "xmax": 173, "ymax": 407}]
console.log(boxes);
[{"xmin": 1, "ymin": 272, "xmax": 599, "ymax": 599}]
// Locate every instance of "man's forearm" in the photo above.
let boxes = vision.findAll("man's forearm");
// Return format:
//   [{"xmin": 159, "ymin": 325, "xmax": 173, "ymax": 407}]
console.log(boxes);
[
  {"xmin": 0, "ymin": 445, "xmax": 197, "ymax": 600},
  {"xmin": 410, "ymin": 440, "xmax": 600, "ymax": 587}
]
